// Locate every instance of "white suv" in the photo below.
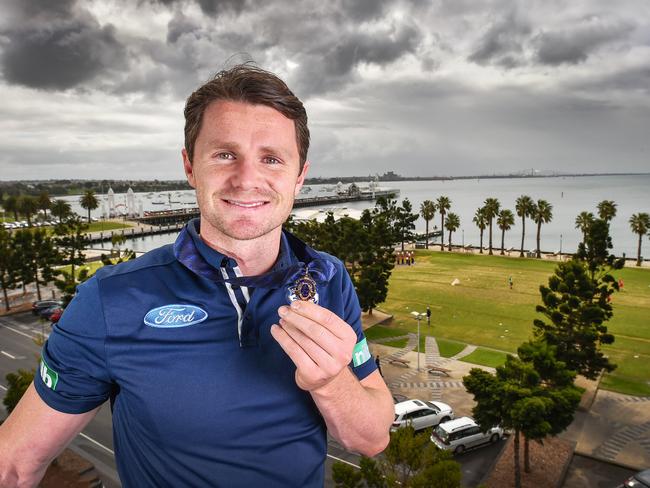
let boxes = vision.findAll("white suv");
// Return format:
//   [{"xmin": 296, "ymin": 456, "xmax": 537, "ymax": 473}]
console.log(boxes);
[
  {"xmin": 430, "ymin": 416, "xmax": 503, "ymax": 454},
  {"xmin": 391, "ymin": 399, "xmax": 454, "ymax": 432}
]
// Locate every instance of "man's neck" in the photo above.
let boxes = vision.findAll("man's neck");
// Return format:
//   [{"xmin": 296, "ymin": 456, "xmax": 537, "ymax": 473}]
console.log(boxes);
[{"xmin": 198, "ymin": 220, "xmax": 282, "ymax": 276}]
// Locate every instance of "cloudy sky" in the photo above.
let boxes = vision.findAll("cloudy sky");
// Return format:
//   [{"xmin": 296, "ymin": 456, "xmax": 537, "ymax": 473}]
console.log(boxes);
[{"xmin": 1, "ymin": 0, "xmax": 649, "ymax": 180}]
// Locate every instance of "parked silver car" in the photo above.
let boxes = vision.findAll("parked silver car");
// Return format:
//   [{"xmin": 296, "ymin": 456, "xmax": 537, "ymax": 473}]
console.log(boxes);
[
  {"xmin": 431, "ymin": 416, "xmax": 503, "ymax": 454},
  {"xmin": 391, "ymin": 399, "xmax": 454, "ymax": 432}
]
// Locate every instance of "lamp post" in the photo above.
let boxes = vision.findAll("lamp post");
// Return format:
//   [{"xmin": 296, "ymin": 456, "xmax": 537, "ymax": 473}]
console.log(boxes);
[
  {"xmin": 559, "ymin": 233, "xmax": 563, "ymax": 256},
  {"xmin": 410, "ymin": 311, "xmax": 425, "ymax": 371}
]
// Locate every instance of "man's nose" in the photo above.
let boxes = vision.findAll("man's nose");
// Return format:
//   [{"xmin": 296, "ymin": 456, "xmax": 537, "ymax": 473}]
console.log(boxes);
[{"xmin": 229, "ymin": 157, "xmax": 261, "ymax": 189}]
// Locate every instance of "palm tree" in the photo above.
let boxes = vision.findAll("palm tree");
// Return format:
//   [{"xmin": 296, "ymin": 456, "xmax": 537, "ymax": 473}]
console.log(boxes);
[
  {"xmin": 17, "ymin": 195, "xmax": 39, "ymax": 227},
  {"xmin": 497, "ymin": 209, "xmax": 515, "ymax": 255},
  {"xmin": 2, "ymin": 195, "xmax": 19, "ymax": 221},
  {"xmin": 574, "ymin": 211, "xmax": 594, "ymax": 244},
  {"xmin": 597, "ymin": 200, "xmax": 617, "ymax": 222},
  {"xmin": 51, "ymin": 199, "xmax": 72, "ymax": 223},
  {"xmin": 629, "ymin": 213, "xmax": 650, "ymax": 266},
  {"xmin": 445, "ymin": 213, "xmax": 460, "ymax": 251},
  {"xmin": 473, "ymin": 207, "xmax": 487, "ymax": 254},
  {"xmin": 37, "ymin": 191, "xmax": 52, "ymax": 220},
  {"xmin": 79, "ymin": 190, "xmax": 99, "ymax": 224},
  {"xmin": 483, "ymin": 198, "xmax": 501, "ymax": 255},
  {"xmin": 419, "ymin": 200, "xmax": 436, "ymax": 249},
  {"xmin": 515, "ymin": 195, "xmax": 535, "ymax": 257},
  {"xmin": 436, "ymin": 196, "xmax": 451, "ymax": 251},
  {"xmin": 532, "ymin": 199, "xmax": 553, "ymax": 258}
]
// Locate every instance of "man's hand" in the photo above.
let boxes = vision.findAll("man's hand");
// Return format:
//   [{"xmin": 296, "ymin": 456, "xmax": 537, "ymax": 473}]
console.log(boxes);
[{"xmin": 270, "ymin": 300, "xmax": 358, "ymax": 392}]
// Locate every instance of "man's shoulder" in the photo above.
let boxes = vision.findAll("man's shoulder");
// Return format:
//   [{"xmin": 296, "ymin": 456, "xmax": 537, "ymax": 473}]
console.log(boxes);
[{"xmin": 94, "ymin": 244, "xmax": 177, "ymax": 282}]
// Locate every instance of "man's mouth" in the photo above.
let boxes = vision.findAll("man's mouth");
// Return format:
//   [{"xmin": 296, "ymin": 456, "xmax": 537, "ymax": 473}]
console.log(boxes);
[{"xmin": 224, "ymin": 199, "xmax": 268, "ymax": 208}]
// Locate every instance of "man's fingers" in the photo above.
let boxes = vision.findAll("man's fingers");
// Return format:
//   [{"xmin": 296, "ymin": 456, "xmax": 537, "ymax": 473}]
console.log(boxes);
[
  {"xmin": 285, "ymin": 301, "xmax": 350, "ymax": 339},
  {"xmin": 278, "ymin": 319, "xmax": 335, "ymax": 368},
  {"xmin": 270, "ymin": 324, "xmax": 317, "ymax": 370}
]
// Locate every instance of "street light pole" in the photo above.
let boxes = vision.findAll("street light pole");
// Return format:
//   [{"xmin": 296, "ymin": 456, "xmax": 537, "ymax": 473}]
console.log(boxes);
[{"xmin": 410, "ymin": 311, "xmax": 424, "ymax": 371}]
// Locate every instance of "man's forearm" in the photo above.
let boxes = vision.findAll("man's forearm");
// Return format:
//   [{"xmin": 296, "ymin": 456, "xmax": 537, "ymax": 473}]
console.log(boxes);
[{"xmin": 308, "ymin": 368, "xmax": 393, "ymax": 457}]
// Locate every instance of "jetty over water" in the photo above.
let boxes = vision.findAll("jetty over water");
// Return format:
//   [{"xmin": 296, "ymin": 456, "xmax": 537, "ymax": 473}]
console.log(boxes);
[{"xmin": 133, "ymin": 188, "xmax": 399, "ymax": 226}]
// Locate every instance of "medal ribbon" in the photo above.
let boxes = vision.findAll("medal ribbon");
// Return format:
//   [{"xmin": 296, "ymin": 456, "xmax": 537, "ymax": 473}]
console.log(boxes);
[{"xmin": 173, "ymin": 220, "xmax": 337, "ymax": 288}]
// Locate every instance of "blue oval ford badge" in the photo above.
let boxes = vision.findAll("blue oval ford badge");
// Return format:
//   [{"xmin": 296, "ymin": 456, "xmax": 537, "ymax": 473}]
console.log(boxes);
[{"xmin": 144, "ymin": 304, "xmax": 208, "ymax": 328}]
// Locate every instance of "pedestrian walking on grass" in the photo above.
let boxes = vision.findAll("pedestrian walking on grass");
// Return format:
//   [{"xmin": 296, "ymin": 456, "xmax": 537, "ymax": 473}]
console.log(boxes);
[
  {"xmin": 426, "ymin": 306, "xmax": 431, "ymax": 326},
  {"xmin": 508, "ymin": 276, "xmax": 513, "ymax": 290}
]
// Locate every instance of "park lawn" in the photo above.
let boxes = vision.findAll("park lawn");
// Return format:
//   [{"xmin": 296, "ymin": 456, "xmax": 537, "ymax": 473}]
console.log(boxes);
[
  {"xmin": 85, "ymin": 221, "xmax": 131, "ymax": 233},
  {"xmin": 459, "ymin": 348, "xmax": 510, "ymax": 368},
  {"xmin": 377, "ymin": 249, "xmax": 650, "ymax": 395},
  {"xmin": 436, "ymin": 338, "xmax": 467, "ymax": 358},
  {"xmin": 364, "ymin": 325, "xmax": 409, "ymax": 341}
]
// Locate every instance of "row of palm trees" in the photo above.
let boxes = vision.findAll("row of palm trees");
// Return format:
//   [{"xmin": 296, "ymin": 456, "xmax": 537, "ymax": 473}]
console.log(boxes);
[
  {"xmin": 419, "ymin": 196, "xmax": 460, "ymax": 251},
  {"xmin": 418, "ymin": 195, "xmax": 649, "ymax": 265},
  {"xmin": 1, "ymin": 190, "xmax": 99, "ymax": 227}
]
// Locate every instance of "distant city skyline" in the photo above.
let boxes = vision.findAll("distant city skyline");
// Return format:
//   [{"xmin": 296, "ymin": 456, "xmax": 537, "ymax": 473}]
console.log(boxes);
[{"xmin": 1, "ymin": 0, "xmax": 649, "ymax": 181}]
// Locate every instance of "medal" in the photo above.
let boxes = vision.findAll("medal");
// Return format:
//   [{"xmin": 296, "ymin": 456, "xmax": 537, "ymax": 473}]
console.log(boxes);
[{"xmin": 288, "ymin": 267, "xmax": 319, "ymax": 303}]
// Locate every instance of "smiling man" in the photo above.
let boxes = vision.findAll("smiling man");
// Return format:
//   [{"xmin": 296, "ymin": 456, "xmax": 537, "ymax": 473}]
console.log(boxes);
[{"xmin": 0, "ymin": 65, "xmax": 393, "ymax": 487}]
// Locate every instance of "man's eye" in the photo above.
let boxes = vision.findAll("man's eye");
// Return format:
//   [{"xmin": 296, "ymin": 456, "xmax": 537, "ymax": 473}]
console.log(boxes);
[
  {"xmin": 216, "ymin": 152, "xmax": 235, "ymax": 160},
  {"xmin": 264, "ymin": 157, "xmax": 280, "ymax": 165}
]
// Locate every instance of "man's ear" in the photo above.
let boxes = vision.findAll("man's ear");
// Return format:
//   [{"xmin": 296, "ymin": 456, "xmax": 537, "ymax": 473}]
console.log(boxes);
[
  {"xmin": 182, "ymin": 148, "xmax": 196, "ymax": 189},
  {"xmin": 294, "ymin": 161, "xmax": 310, "ymax": 196}
]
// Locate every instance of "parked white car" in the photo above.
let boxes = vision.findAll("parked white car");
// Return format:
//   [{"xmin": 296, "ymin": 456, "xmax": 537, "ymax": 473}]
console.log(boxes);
[
  {"xmin": 391, "ymin": 399, "xmax": 454, "ymax": 432},
  {"xmin": 431, "ymin": 416, "xmax": 503, "ymax": 454}
]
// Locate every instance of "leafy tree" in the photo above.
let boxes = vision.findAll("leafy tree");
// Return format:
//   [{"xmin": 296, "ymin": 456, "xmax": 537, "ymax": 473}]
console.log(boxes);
[
  {"xmin": 3, "ymin": 369, "xmax": 35, "ymax": 415},
  {"xmin": 574, "ymin": 211, "xmax": 594, "ymax": 244},
  {"xmin": 497, "ymin": 209, "xmax": 515, "ymax": 255},
  {"xmin": 483, "ymin": 198, "xmax": 500, "ymax": 255},
  {"xmin": 597, "ymin": 200, "xmax": 617, "ymax": 222},
  {"xmin": 436, "ymin": 196, "xmax": 451, "ymax": 251},
  {"xmin": 532, "ymin": 200, "xmax": 553, "ymax": 258},
  {"xmin": 464, "ymin": 352, "xmax": 580, "ymax": 487},
  {"xmin": 54, "ymin": 266, "xmax": 92, "ymax": 307},
  {"xmin": 333, "ymin": 426, "xmax": 461, "ymax": 488},
  {"xmin": 419, "ymin": 200, "xmax": 436, "ymax": 249},
  {"xmin": 473, "ymin": 207, "xmax": 487, "ymax": 253},
  {"xmin": 515, "ymin": 195, "xmax": 535, "ymax": 257},
  {"xmin": 37, "ymin": 191, "xmax": 52, "ymax": 220},
  {"xmin": 14, "ymin": 229, "xmax": 58, "ymax": 301},
  {"xmin": 17, "ymin": 195, "xmax": 39, "ymax": 227},
  {"xmin": 2, "ymin": 195, "xmax": 19, "ymax": 221},
  {"xmin": 0, "ymin": 227, "xmax": 19, "ymax": 311},
  {"xmin": 395, "ymin": 199, "xmax": 418, "ymax": 251},
  {"xmin": 51, "ymin": 199, "xmax": 72, "ymax": 223},
  {"xmin": 629, "ymin": 212, "xmax": 650, "ymax": 266},
  {"xmin": 445, "ymin": 213, "xmax": 460, "ymax": 251},
  {"xmin": 79, "ymin": 190, "xmax": 99, "ymax": 223},
  {"xmin": 374, "ymin": 197, "xmax": 401, "ymax": 246},
  {"xmin": 533, "ymin": 218, "xmax": 622, "ymax": 379},
  {"xmin": 54, "ymin": 216, "xmax": 90, "ymax": 298}
]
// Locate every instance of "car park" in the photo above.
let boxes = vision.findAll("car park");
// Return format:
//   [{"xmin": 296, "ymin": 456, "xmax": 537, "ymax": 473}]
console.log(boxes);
[
  {"xmin": 32, "ymin": 300, "xmax": 63, "ymax": 316},
  {"xmin": 392, "ymin": 399, "xmax": 454, "ymax": 432},
  {"xmin": 431, "ymin": 416, "xmax": 503, "ymax": 454},
  {"xmin": 617, "ymin": 468, "xmax": 650, "ymax": 487}
]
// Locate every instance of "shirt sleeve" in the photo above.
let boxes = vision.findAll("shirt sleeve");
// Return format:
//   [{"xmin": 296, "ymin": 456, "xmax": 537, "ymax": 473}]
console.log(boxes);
[
  {"xmin": 34, "ymin": 276, "xmax": 114, "ymax": 414},
  {"xmin": 339, "ymin": 263, "xmax": 377, "ymax": 381}
]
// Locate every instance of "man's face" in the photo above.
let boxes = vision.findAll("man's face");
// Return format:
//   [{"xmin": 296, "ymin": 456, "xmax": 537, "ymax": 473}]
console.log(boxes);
[{"xmin": 183, "ymin": 100, "xmax": 308, "ymax": 243}]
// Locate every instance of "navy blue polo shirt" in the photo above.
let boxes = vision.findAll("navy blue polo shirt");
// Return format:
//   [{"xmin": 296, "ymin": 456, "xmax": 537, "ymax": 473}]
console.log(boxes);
[{"xmin": 35, "ymin": 219, "xmax": 376, "ymax": 487}]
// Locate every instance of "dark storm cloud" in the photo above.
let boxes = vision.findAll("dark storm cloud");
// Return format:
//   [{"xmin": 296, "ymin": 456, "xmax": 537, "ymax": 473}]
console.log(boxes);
[
  {"xmin": 468, "ymin": 12, "xmax": 531, "ymax": 67},
  {"xmin": 0, "ymin": 0, "xmax": 127, "ymax": 91},
  {"xmin": 291, "ymin": 21, "xmax": 422, "ymax": 97},
  {"xmin": 534, "ymin": 17, "xmax": 632, "ymax": 65},
  {"xmin": 338, "ymin": 0, "xmax": 390, "ymax": 21},
  {"xmin": 167, "ymin": 10, "xmax": 200, "ymax": 44}
]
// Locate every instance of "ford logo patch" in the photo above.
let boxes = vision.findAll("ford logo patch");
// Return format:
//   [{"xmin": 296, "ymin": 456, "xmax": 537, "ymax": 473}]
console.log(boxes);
[{"xmin": 144, "ymin": 304, "xmax": 208, "ymax": 328}]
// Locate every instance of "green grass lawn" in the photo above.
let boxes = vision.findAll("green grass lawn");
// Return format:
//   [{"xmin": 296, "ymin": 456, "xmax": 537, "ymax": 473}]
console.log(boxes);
[{"xmin": 371, "ymin": 249, "xmax": 650, "ymax": 396}]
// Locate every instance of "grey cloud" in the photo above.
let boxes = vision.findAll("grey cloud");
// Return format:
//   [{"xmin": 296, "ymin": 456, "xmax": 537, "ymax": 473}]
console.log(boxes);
[
  {"xmin": 0, "ymin": 0, "xmax": 127, "ymax": 91},
  {"xmin": 196, "ymin": 0, "xmax": 249, "ymax": 16},
  {"xmin": 167, "ymin": 10, "xmax": 200, "ymax": 44},
  {"xmin": 337, "ymin": 0, "xmax": 390, "ymax": 22},
  {"xmin": 468, "ymin": 12, "xmax": 531, "ymax": 67},
  {"xmin": 535, "ymin": 17, "xmax": 632, "ymax": 65}
]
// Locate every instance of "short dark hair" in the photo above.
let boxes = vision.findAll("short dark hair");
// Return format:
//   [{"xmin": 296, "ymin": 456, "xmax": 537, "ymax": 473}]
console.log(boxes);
[{"xmin": 184, "ymin": 64, "xmax": 310, "ymax": 172}]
